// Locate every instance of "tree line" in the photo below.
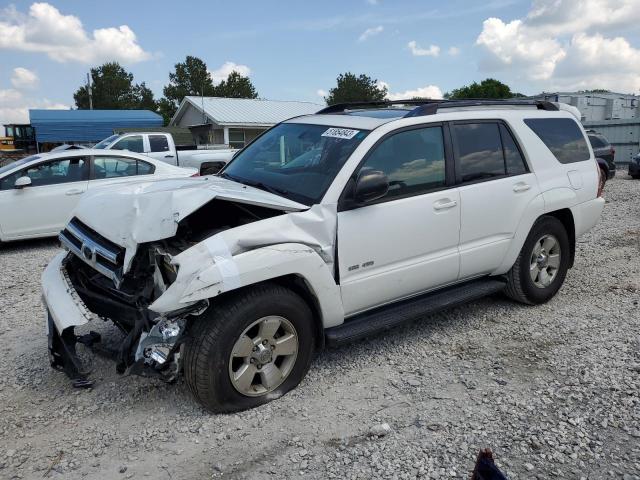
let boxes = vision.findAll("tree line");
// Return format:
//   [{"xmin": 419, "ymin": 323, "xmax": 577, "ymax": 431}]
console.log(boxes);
[
  {"xmin": 74, "ymin": 56, "xmax": 258, "ymax": 124},
  {"xmin": 72, "ymin": 56, "xmax": 527, "ymax": 125}
]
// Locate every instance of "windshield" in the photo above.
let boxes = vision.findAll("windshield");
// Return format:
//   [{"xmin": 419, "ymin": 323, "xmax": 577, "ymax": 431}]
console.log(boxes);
[
  {"xmin": 0, "ymin": 155, "xmax": 41, "ymax": 176},
  {"xmin": 94, "ymin": 134, "xmax": 121, "ymax": 149},
  {"xmin": 220, "ymin": 123, "xmax": 369, "ymax": 205}
]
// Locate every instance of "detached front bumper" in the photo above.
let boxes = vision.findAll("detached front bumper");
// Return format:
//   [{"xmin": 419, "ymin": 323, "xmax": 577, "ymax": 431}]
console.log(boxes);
[
  {"xmin": 42, "ymin": 252, "xmax": 94, "ymax": 334},
  {"xmin": 42, "ymin": 252, "xmax": 98, "ymax": 387}
]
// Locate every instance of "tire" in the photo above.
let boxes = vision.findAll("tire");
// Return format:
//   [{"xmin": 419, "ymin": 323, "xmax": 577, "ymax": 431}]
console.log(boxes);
[
  {"xmin": 631, "ymin": 174, "xmax": 640, "ymax": 180},
  {"xmin": 504, "ymin": 216, "xmax": 571, "ymax": 305},
  {"xmin": 183, "ymin": 283, "xmax": 315, "ymax": 413}
]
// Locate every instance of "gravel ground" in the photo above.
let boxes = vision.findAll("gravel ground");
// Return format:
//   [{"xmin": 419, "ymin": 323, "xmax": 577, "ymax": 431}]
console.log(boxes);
[{"xmin": 1, "ymin": 176, "xmax": 639, "ymax": 480}]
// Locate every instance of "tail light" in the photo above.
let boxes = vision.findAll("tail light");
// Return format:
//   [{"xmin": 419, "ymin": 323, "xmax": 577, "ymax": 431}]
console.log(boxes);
[
  {"xmin": 611, "ymin": 147, "xmax": 615, "ymax": 156},
  {"xmin": 190, "ymin": 172, "xmax": 200, "ymax": 177},
  {"xmin": 596, "ymin": 163, "xmax": 605, "ymax": 198}
]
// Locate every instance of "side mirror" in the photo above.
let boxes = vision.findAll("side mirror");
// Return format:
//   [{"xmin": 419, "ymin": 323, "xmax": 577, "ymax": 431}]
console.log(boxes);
[
  {"xmin": 354, "ymin": 170, "xmax": 389, "ymax": 204},
  {"xmin": 14, "ymin": 176, "xmax": 32, "ymax": 189}
]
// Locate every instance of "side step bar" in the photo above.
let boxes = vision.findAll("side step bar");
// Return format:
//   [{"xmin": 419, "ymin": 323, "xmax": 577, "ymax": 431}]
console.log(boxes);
[{"xmin": 325, "ymin": 278, "xmax": 506, "ymax": 347}]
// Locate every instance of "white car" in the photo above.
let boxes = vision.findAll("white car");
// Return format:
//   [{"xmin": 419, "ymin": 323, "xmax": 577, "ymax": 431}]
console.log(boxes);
[
  {"xmin": 0, "ymin": 149, "xmax": 197, "ymax": 241},
  {"xmin": 42, "ymin": 99, "xmax": 604, "ymax": 412}
]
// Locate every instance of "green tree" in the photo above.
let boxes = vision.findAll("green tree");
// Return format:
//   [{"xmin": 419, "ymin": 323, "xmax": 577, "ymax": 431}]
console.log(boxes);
[
  {"xmin": 444, "ymin": 78, "xmax": 515, "ymax": 99},
  {"xmin": 74, "ymin": 62, "xmax": 157, "ymax": 110},
  {"xmin": 159, "ymin": 55, "xmax": 216, "ymax": 123},
  {"xmin": 211, "ymin": 71, "xmax": 258, "ymax": 99},
  {"xmin": 324, "ymin": 72, "xmax": 387, "ymax": 105}
]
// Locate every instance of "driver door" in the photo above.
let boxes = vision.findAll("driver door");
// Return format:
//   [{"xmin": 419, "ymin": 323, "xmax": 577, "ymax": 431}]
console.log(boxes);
[
  {"xmin": 337, "ymin": 124, "xmax": 461, "ymax": 316},
  {"xmin": 0, "ymin": 156, "xmax": 89, "ymax": 239}
]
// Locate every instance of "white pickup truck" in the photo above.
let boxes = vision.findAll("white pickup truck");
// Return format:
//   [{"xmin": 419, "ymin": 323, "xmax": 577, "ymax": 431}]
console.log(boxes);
[{"xmin": 94, "ymin": 132, "xmax": 235, "ymax": 175}]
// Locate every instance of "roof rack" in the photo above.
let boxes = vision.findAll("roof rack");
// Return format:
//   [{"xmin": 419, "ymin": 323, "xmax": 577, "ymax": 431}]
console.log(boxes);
[{"xmin": 316, "ymin": 99, "xmax": 559, "ymax": 117}]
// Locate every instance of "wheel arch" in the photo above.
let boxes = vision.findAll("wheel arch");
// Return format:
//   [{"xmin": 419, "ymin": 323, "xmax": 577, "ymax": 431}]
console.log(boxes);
[
  {"xmin": 544, "ymin": 208, "xmax": 576, "ymax": 268},
  {"xmin": 150, "ymin": 243, "xmax": 344, "ymax": 336}
]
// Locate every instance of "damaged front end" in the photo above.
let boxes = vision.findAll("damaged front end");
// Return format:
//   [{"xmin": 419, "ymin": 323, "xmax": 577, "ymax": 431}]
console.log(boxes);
[
  {"xmin": 47, "ymin": 197, "xmax": 292, "ymax": 388},
  {"xmin": 47, "ymin": 241, "xmax": 208, "ymax": 387}
]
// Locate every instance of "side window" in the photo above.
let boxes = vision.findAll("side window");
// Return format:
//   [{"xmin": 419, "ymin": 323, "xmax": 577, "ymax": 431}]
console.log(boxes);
[
  {"xmin": 358, "ymin": 126, "xmax": 446, "ymax": 200},
  {"xmin": 453, "ymin": 123, "xmax": 505, "ymax": 182},
  {"xmin": 0, "ymin": 157, "xmax": 88, "ymax": 190},
  {"xmin": 137, "ymin": 160, "xmax": 155, "ymax": 175},
  {"xmin": 93, "ymin": 156, "xmax": 155, "ymax": 179},
  {"xmin": 524, "ymin": 118, "xmax": 590, "ymax": 164},
  {"xmin": 149, "ymin": 135, "xmax": 170, "ymax": 152},
  {"xmin": 111, "ymin": 135, "xmax": 144, "ymax": 153},
  {"xmin": 500, "ymin": 124, "xmax": 528, "ymax": 175}
]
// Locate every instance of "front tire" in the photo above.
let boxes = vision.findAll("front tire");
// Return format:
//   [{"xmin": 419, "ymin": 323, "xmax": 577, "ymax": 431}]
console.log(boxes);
[
  {"xmin": 504, "ymin": 216, "xmax": 571, "ymax": 305},
  {"xmin": 183, "ymin": 283, "xmax": 315, "ymax": 413}
]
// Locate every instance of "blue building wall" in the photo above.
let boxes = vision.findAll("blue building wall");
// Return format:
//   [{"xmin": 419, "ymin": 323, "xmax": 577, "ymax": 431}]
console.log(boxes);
[{"xmin": 29, "ymin": 109, "xmax": 163, "ymax": 144}]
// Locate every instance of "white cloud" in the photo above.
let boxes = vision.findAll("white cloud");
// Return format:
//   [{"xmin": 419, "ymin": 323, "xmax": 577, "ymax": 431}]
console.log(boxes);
[
  {"xmin": 386, "ymin": 84, "xmax": 443, "ymax": 100},
  {"xmin": 408, "ymin": 40, "xmax": 440, "ymax": 57},
  {"xmin": 358, "ymin": 25, "xmax": 384, "ymax": 42},
  {"xmin": 316, "ymin": 89, "xmax": 328, "ymax": 98},
  {"xmin": 476, "ymin": 0, "xmax": 640, "ymax": 92},
  {"xmin": 448, "ymin": 46, "xmax": 461, "ymax": 56},
  {"xmin": 0, "ymin": 87, "xmax": 69, "ymax": 125},
  {"xmin": 209, "ymin": 61, "xmax": 252, "ymax": 84},
  {"xmin": 11, "ymin": 67, "xmax": 38, "ymax": 89},
  {"xmin": 0, "ymin": 2, "xmax": 150, "ymax": 64}
]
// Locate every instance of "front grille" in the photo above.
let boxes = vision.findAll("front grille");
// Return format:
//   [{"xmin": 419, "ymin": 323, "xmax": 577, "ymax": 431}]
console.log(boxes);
[{"xmin": 59, "ymin": 217, "xmax": 125, "ymax": 286}]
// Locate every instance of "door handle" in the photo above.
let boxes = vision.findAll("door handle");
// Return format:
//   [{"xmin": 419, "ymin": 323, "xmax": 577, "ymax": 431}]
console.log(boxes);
[
  {"xmin": 65, "ymin": 189, "xmax": 84, "ymax": 196},
  {"xmin": 164, "ymin": 154, "xmax": 175, "ymax": 158},
  {"xmin": 433, "ymin": 199, "xmax": 458, "ymax": 211},
  {"xmin": 513, "ymin": 183, "xmax": 531, "ymax": 193}
]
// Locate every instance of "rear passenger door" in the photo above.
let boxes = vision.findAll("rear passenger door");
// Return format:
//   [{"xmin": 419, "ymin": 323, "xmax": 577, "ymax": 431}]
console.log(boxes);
[
  {"xmin": 88, "ymin": 155, "xmax": 156, "ymax": 189},
  {"xmin": 145, "ymin": 134, "xmax": 176, "ymax": 165},
  {"xmin": 451, "ymin": 121, "xmax": 540, "ymax": 279}
]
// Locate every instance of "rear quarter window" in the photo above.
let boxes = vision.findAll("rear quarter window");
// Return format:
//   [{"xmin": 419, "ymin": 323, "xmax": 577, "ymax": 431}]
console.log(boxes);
[{"xmin": 524, "ymin": 118, "xmax": 590, "ymax": 164}]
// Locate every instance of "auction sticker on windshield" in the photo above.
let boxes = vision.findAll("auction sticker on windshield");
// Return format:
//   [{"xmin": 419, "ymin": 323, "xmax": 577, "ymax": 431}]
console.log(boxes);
[{"xmin": 321, "ymin": 127, "xmax": 360, "ymax": 140}]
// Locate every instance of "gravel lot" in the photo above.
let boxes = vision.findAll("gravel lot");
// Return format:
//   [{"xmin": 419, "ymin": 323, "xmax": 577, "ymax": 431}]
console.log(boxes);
[{"xmin": 1, "ymin": 176, "xmax": 639, "ymax": 480}]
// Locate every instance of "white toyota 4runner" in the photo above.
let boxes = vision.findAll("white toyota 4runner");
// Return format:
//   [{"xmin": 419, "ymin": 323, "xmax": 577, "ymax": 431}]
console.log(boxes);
[{"xmin": 42, "ymin": 99, "xmax": 605, "ymax": 412}]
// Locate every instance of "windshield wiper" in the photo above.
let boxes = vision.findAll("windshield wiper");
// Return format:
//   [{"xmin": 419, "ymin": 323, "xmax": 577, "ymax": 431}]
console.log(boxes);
[
  {"xmin": 219, "ymin": 172, "xmax": 290, "ymax": 197},
  {"xmin": 241, "ymin": 179, "xmax": 290, "ymax": 197}
]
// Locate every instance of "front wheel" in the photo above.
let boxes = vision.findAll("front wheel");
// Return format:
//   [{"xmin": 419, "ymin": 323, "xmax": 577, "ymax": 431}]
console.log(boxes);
[
  {"xmin": 504, "ymin": 216, "xmax": 571, "ymax": 305},
  {"xmin": 183, "ymin": 283, "xmax": 315, "ymax": 413}
]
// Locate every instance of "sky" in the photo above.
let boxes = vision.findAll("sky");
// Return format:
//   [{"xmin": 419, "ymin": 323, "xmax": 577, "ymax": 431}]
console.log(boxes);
[{"xmin": 1, "ymin": 0, "xmax": 640, "ymax": 126}]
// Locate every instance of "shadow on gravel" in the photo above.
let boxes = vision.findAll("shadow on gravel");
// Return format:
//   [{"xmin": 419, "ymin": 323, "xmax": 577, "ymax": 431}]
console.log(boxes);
[{"xmin": 0, "ymin": 237, "xmax": 58, "ymax": 253}]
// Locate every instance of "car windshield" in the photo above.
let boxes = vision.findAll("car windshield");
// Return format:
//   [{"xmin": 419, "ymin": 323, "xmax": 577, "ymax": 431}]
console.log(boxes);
[
  {"xmin": 220, "ymin": 123, "xmax": 369, "ymax": 205},
  {"xmin": 94, "ymin": 134, "xmax": 121, "ymax": 149},
  {"xmin": 0, "ymin": 155, "xmax": 41, "ymax": 176}
]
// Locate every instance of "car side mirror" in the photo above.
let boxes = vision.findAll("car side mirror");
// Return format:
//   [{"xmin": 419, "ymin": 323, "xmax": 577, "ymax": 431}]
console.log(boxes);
[
  {"xmin": 354, "ymin": 170, "xmax": 389, "ymax": 204},
  {"xmin": 14, "ymin": 176, "xmax": 32, "ymax": 189}
]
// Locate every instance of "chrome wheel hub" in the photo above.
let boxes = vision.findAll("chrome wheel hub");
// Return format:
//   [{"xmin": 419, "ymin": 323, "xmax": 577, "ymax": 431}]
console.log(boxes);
[
  {"xmin": 530, "ymin": 234, "xmax": 561, "ymax": 288},
  {"xmin": 229, "ymin": 316, "xmax": 298, "ymax": 397}
]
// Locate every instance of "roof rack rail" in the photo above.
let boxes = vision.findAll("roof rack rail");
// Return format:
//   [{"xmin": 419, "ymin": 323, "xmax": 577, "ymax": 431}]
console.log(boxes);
[
  {"xmin": 316, "ymin": 99, "xmax": 559, "ymax": 117},
  {"xmin": 316, "ymin": 99, "xmax": 439, "ymax": 115}
]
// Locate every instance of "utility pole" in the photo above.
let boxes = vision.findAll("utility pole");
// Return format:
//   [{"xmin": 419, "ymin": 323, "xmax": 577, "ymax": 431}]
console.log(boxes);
[{"xmin": 87, "ymin": 73, "xmax": 93, "ymax": 110}]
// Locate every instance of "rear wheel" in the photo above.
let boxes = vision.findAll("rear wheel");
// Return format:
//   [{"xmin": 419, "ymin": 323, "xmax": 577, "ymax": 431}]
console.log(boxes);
[
  {"xmin": 504, "ymin": 216, "xmax": 571, "ymax": 305},
  {"xmin": 184, "ymin": 283, "xmax": 315, "ymax": 413}
]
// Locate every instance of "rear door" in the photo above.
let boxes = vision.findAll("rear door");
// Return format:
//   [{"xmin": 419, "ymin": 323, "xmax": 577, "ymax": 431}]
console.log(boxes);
[
  {"xmin": 338, "ymin": 124, "xmax": 461, "ymax": 315},
  {"xmin": 451, "ymin": 121, "xmax": 540, "ymax": 279},
  {"xmin": 145, "ymin": 134, "xmax": 177, "ymax": 165},
  {"xmin": 0, "ymin": 156, "xmax": 89, "ymax": 238},
  {"xmin": 89, "ymin": 154, "xmax": 156, "ymax": 189}
]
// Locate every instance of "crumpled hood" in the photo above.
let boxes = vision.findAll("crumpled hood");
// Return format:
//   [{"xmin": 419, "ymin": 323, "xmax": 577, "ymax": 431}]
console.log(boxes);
[{"xmin": 71, "ymin": 176, "xmax": 308, "ymax": 271}]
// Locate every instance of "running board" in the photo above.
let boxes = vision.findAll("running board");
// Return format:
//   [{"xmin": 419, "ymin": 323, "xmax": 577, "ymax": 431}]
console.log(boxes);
[{"xmin": 325, "ymin": 278, "xmax": 506, "ymax": 347}]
